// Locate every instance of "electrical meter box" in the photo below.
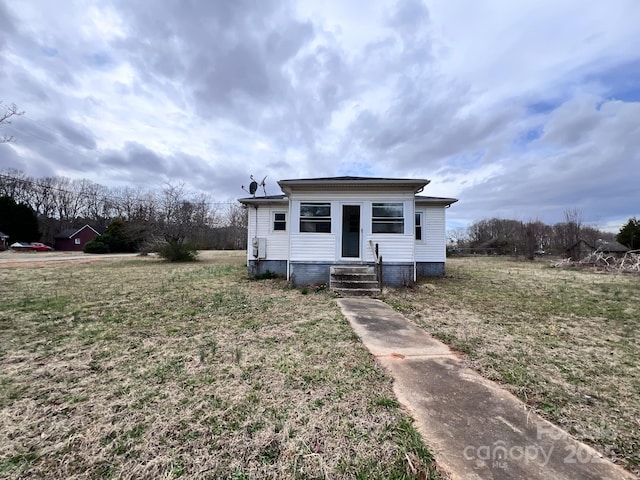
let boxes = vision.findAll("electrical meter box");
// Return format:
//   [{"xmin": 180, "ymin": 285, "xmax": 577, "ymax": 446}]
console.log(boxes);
[{"xmin": 252, "ymin": 237, "xmax": 266, "ymax": 259}]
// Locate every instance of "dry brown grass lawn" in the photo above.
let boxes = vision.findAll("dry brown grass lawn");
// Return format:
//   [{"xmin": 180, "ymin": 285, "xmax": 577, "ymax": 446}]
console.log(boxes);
[
  {"xmin": 0, "ymin": 251, "xmax": 439, "ymax": 479},
  {"xmin": 383, "ymin": 256, "xmax": 640, "ymax": 477}
]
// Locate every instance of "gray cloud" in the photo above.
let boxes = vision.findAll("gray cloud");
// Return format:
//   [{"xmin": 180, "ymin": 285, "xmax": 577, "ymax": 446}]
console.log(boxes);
[
  {"xmin": 100, "ymin": 142, "xmax": 165, "ymax": 170},
  {"xmin": 54, "ymin": 119, "xmax": 96, "ymax": 150},
  {"xmin": 454, "ymin": 98, "xmax": 640, "ymax": 225},
  {"xmin": 0, "ymin": 1, "xmax": 16, "ymax": 49},
  {"xmin": 1, "ymin": 0, "xmax": 639, "ymax": 232}
]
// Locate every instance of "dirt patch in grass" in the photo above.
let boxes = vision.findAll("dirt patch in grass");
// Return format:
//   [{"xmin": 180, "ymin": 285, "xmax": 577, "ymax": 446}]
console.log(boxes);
[
  {"xmin": 0, "ymin": 251, "xmax": 441, "ymax": 479},
  {"xmin": 383, "ymin": 256, "xmax": 640, "ymax": 477}
]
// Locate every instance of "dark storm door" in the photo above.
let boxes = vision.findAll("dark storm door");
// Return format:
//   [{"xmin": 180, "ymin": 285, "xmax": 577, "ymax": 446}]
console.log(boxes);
[{"xmin": 341, "ymin": 205, "xmax": 360, "ymax": 258}]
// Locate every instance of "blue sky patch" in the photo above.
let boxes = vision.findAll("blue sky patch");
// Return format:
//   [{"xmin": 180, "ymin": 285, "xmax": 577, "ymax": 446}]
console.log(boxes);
[
  {"xmin": 526, "ymin": 99, "xmax": 559, "ymax": 115},
  {"xmin": 445, "ymin": 151, "xmax": 485, "ymax": 171},
  {"xmin": 86, "ymin": 52, "xmax": 113, "ymax": 68},
  {"xmin": 586, "ymin": 59, "xmax": 640, "ymax": 103},
  {"xmin": 41, "ymin": 47, "xmax": 58, "ymax": 57},
  {"xmin": 513, "ymin": 126, "xmax": 543, "ymax": 148}
]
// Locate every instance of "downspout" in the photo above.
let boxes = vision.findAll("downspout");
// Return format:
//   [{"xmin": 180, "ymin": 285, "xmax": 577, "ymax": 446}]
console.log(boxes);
[
  {"xmin": 254, "ymin": 205, "xmax": 259, "ymax": 236},
  {"xmin": 286, "ymin": 197, "xmax": 291, "ymax": 281},
  {"xmin": 412, "ymin": 197, "xmax": 426, "ymax": 283},
  {"xmin": 254, "ymin": 205, "xmax": 259, "ymax": 273}
]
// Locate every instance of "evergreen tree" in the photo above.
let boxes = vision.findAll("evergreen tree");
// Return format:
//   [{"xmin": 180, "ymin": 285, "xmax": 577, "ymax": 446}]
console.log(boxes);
[
  {"xmin": 84, "ymin": 219, "xmax": 143, "ymax": 253},
  {"xmin": 617, "ymin": 217, "xmax": 640, "ymax": 249},
  {"xmin": 0, "ymin": 195, "xmax": 41, "ymax": 243}
]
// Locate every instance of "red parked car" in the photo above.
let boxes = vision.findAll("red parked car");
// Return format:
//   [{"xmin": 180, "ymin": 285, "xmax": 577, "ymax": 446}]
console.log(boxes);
[{"xmin": 29, "ymin": 242, "xmax": 53, "ymax": 252}]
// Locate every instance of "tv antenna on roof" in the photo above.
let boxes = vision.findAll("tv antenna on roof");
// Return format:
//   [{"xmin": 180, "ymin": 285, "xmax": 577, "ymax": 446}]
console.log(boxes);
[{"xmin": 242, "ymin": 174, "xmax": 267, "ymax": 197}]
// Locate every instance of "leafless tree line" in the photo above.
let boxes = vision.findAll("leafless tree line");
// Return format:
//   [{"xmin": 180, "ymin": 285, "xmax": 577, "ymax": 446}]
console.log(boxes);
[
  {"xmin": 0, "ymin": 168, "xmax": 247, "ymax": 249},
  {"xmin": 449, "ymin": 209, "xmax": 615, "ymax": 259}
]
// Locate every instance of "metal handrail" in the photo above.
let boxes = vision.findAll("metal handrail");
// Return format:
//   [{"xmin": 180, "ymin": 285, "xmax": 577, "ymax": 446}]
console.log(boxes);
[
  {"xmin": 368, "ymin": 240, "xmax": 380, "ymax": 262},
  {"xmin": 368, "ymin": 240, "xmax": 383, "ymax": 293}
]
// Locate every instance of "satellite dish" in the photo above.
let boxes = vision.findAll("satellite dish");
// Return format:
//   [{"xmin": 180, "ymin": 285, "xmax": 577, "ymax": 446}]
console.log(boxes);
[
  {"xmin": 242, "ymin": 174, "xmax": 268, "ymax": 197},
  {"xmin": 257, "ymin": 175, "xmax": 267, "ymax": 196}
]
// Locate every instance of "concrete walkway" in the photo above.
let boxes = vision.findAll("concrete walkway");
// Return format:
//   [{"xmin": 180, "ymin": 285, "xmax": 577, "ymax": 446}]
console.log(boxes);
[{"xmin": 337, "ymin": 298, "xmax": 635, "ymax": 480}]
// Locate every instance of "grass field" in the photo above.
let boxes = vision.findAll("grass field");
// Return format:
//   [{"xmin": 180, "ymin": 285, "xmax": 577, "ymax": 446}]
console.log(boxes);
[
  {"xmin": 384, "ymin": 256, "xmax": 640, "ymax": 477},
  {"xmin": 0, "ymin": 251, "xmax": 440, "ymax": 479}
]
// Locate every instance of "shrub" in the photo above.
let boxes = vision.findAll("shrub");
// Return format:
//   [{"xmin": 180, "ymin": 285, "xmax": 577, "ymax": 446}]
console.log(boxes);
[
  {"xmin": 83, "ymin": 241, "xmax": 110, "ymax": 254},
  {"xmin": 157, "ymin": 240, "xmax": 198, "ymax": 262},
  {"xmin": 252, "ymin": 270, "xmax": 279, "ymax": 280}
]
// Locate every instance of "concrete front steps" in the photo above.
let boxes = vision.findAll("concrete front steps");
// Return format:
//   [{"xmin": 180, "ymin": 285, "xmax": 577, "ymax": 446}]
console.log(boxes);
[{"xmin": 330, "ymin": 265, "xmax": 380, "ymax": 297}]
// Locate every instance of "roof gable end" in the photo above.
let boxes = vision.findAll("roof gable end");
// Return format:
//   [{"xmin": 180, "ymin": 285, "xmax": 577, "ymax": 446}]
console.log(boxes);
[{"xmin": 55, "ymin": 224, "xmax": 101, "ymax": 239}]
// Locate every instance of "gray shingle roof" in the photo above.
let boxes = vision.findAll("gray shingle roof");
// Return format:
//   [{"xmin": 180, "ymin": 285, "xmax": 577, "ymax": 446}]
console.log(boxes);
[
  {"xmin": 237, "ymin": 194, "xmax": 287, "ymax": 205},
  {"xmin": 277, "ymin": 176, "xmax": 431, "ymax": 193}
]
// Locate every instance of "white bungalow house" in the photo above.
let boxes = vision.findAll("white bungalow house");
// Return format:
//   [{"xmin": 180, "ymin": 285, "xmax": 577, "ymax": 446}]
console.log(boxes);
[{"xmin": 238, "ymin": 176, "xmax": 457, "ymax": 287}]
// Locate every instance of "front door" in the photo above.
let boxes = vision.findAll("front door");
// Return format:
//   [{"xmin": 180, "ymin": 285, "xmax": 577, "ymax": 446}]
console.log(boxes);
[{"xmin": 341, "ymin": 205, "xmax": 360, "ymax": 258}]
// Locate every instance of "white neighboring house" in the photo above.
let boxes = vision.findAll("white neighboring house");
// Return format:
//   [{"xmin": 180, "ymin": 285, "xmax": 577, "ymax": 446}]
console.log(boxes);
[{"xmin": 238, "ymin": 176, "xmax": 457, "ymax": 287}]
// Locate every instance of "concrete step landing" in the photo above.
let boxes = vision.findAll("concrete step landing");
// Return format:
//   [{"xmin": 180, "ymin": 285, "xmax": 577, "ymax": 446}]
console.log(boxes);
[{"xmin": 330, "ymin": 265, "xmax": 380, "ymax": 297}]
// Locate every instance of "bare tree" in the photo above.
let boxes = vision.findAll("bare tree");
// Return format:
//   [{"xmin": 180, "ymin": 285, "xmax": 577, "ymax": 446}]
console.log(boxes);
[
  {"xmin": 564, "ymin": 208, "xmax": 582, "ymax": 244},
  {"xmin": 1, "ymin": 102, "xmax": 24, "ymax": 143},
  {"xmin": 222, "ymin": 203, "xmax": 247, "ymax": 249},
  {"xmin": 467, "ymin": 218, "xmax": 521, "ymax": 254},
  {"xmin": 518, "ymin": 221, "xmax": 540, "ymax": 259},
  {"xmin": 152, "ymin": 183, "xmax": 209, "ymax": 260},
  {"xmin": 0, "ymin": 168, "xmax": 31, "ymax": 203},
  {"xmin": 447, "ymin": 227, "xmax": 468, "ymax": 249}
]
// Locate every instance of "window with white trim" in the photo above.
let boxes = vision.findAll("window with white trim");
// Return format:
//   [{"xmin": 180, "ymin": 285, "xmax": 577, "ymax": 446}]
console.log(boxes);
[
  {"xmin": 74, "ymin": 238, "xmax": 81, "ymax": 245},
  {"xmin": 372, "ymin": 203, "xmax": 404, "ymax": 234},
  {"xmin": 300, "ymin": 202, "xmax": 331, "ymax": 233},
  {"xmin": 415, "ymin": 212, "xmax": 423, "ymax": 241},
  {"xmin": 273, "ymin": 211, "xmax": 287, "ymax": 232}
]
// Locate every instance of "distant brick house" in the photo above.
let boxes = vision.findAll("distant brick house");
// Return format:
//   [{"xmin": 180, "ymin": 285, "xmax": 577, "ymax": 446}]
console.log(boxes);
[{"xmin": 54, "ymin": 225, "xmax": 102, "ymax": 251}]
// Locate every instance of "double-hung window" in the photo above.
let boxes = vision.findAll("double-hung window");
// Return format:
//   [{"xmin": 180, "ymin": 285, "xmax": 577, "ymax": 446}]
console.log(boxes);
[
  {"xmin": 273, "ymin": 212, "xmax": 287, "ymax": 232},
  {"xmin": 372, "ymin": 203, "xmax": 404, "ymax": 234},
  {"xmin": 300, "ymin": 203, "xmax": 331, "ymax": 233}
]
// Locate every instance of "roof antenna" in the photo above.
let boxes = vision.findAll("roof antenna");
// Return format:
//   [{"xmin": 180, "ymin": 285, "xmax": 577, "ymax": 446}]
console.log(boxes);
[{"xmin": 242, "ymin": 174, "xmax": 267, "ymax": 197}]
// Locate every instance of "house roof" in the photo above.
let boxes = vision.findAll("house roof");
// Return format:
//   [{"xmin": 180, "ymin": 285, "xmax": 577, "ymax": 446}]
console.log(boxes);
[
  {"xmin": 415, "ymin": 196, "xmax": 458, "ymax": 206},
  {"xmin": 54, "ymin": 224, "xmax": 101, "ymax": 239},
  {"xmin": 596, "ymin": 240, "xmax": 629, "ymax": 252},
  {"xmin": 237, "ymin": 194, "xmax": 288, "ymax": 205},
  {"xmin": 0, "ymin": 231, "xmax": 9, "ymax": 239},
  {"xmin": 568, "ymin": 239, "xmax": 629, "ymax": 253},
  {"xmin": 278, "ymin": 176, "xmax": 430, "ymax": 193},
  {"xmin": 238, "ymin": 178, "xmax": 459, "ymax": 206}
]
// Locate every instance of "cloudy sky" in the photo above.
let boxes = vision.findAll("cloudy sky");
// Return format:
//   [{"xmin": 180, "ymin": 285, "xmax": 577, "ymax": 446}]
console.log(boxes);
[{"xmin": 1, "ymin": 0, "xmax": 639, "ymax": 232}]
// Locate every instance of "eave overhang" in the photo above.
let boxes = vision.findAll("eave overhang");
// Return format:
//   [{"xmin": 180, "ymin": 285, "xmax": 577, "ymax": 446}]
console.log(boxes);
[
  {"xmin": 238, "ymin": 195, "xmax": 288, "ymax": 206},
  {"xmin": 415, "ymin": 196, "xmax": 458, "ymax": 207},
  {"xmin": 278, "ymin": 176, "xmax": 430, "ymax": 194}
]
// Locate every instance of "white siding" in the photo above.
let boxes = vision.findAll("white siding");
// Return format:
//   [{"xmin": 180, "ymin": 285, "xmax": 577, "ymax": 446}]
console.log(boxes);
[
  {"xmin": 288, "ymin": 198, "xmax": 336, "ymax": 261},
  {"xmin": 290, "ymin": 234, "xmax": 337, "ymax": 261},
  {"xmin": 415, "ymin": 206, "xmax": 446, "ymax": 262},
  {"xmin": 246, "ymin": 204, "xmax": 289, "ymax": 261},
  {"xmin": 288, "ymin": 191, "xmax": 416, "ymax": 262},
  {"xmin": 363, "ymin": 234, "xmax": 415, "ymax": 262}
]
